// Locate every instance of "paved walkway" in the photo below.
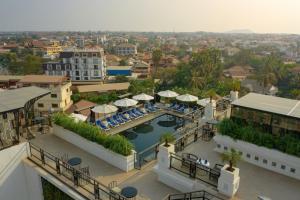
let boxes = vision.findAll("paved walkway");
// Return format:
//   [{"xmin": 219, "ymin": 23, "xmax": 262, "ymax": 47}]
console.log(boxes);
[
  {"xmin": 182, "ymin": 139, "xmax": 300, "ymax": 200},
  {"xmin": 30, "ymin": 133, "xmax": 178, "ymax": 199}
]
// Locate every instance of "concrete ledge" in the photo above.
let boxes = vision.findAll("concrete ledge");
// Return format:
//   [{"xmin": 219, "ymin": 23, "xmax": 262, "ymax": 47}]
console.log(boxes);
[{"xmin": 53, "ymin": 125, "xmax": 134, "ymax": 172}]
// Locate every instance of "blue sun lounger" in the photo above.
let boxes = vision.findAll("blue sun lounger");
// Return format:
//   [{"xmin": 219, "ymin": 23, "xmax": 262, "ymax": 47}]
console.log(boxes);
[
  {"xmin": 106, "ymin": 117, "xmax": 119, "ymax": 127},
  {"xmin": 96, "ymin": 120, "xmax": 110, "ymax": 131},
  {"xmin": 119, "ymin": 113, "xmax": 130, "ymax": 122},
  {"xmin": 113, "ymin": 115, "xmax": 125, "ymax": 124}
]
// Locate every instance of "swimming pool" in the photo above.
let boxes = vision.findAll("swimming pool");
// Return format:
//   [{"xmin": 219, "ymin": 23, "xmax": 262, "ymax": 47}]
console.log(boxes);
[{"xmin": 121, "ymin": 114, "xmax": 188, "ymax": 153}]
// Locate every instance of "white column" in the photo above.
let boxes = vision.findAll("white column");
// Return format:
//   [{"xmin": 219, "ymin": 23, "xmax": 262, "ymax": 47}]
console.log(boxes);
[
  {"xmin": 217, "ymin": 165, "xmax": 240, "ymax": 197},
  {"xmin": 204, "ymin": 100, "xmax": 216, "ymax": 120},
  {"xmin": 157, "ymin": 144, "xmax": 175, "ymax": 169},
  {"xmin": 230, "ymin": 91, "xmax": 239, "ymax": 102}
]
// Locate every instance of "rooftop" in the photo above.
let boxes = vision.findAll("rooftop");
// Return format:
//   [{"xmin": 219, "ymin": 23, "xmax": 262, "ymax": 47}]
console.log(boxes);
[
  {"xmin": 76, "ymin": 82, "xmax": 130, "ymax": 93},
  {"xmin": 0, "ymin": 75, "xmax": 24, "ymax": 82},
  {"xmin": 107, "ymin": 66, "xmax": 132, "ymax": 70},
  {"xmin": 19, "ymin": 75, "xmax": 69, "ymax": 84},
  {"xmin": 232, "ymin": 93, "xmax": 300, "ymax": 119},
  {"xmin": 0, "ymin": 86, "xmax": 50, "ymax": 113}
]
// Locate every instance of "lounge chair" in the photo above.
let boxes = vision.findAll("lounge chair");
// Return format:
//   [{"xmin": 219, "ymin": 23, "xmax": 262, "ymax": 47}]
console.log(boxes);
[
  {"xmin": 133, "ymin": 108, "xmax": 145, "ymax": 116},
  {"xmin": 150, "ymin": 103, "xmax": 158, "ymax": 110},
  {"xmin": 119, "ymin": 113, "xmax": 130, "ymax": 122},
  {"xmin": 96, "ymin": 120, "xmax": 110, "ymax": 131},
  {"xmin": 113, "ymin": 115, "xmax": 124, "ymax": 124},
  {"xmin": 106, "ymin": 117, "xmax": 119, "ymax": 127},
  {"xmin": 125, "ymin": 111, "xmax": 136, "ymax": 119},
  {"xmin": 137, "ymin": 107, "xmax": 148, "ymax": 115},
  {"xmin": 129, "ymin": 109, "xmax": 141, "ymax": 118},
  {"xmin": 145, "ymin": 104, "xmax": 155, "ymax": 112},
  {"xmin": 169, "ymin": 102, "xmax": 177, "ymax": 109}
]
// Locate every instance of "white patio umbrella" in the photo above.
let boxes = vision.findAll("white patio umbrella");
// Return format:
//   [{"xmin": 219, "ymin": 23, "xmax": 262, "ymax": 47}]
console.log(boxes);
[
  {"xmin": 176, "ymin": 94, "xmax": 198, "ymax": 102},
  {"xmin": 157, "ymin": 90, "xmax": 179, "ymax": 98},
  {"xmin": 70, "ymin": 113, "xmax": 87, "ymax": 122},
  {"xmin": 132, "ymin": 93, "xmax": 154, "ymax": 101},
  {"xmin": 91, "ymin": 104, "xmax": 118, "ymax": 114},
  {"xmin": 114, "ymin": 98, "xmax": 138, "ymax": 107},
  {"xmin": 197, "ymin": 98, "xmax": 215, "ymax": 107}
]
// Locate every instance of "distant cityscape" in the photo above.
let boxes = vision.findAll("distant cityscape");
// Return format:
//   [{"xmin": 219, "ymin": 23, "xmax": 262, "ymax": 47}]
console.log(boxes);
[{"xmin": 1, "ymin": 29, "xmax": 300, "ymax": 200}]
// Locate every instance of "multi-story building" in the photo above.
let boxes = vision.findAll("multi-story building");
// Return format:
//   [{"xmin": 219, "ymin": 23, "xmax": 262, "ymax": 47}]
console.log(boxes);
[
  {"xmin": 18, "ymin": 75, "xmax": 73, "ymax": 113},
  {"xmin": 43, "ymin": 48, "xmax": 106, "ymax": 81},
  {"xmin": 132, "ymin": 61, "xmax": 151, "ymax": 78},
  {"xmin": 43, "ymin": 41, "xmax": 63, "ymax": 59},
  {"xmin": 115, "ymin": 43, "xmax": 137, "ymax": 56}
]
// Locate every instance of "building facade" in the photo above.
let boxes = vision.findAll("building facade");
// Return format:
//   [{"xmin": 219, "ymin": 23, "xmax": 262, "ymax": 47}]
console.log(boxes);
[
  {"xmin": 18, "ymin": 75, "xmax": 73, "ymax": 113},
  {"xmin": 115, "ymin": 44, "xmax": 137, "ymax": 56},
  {"xmin": 132, "ymin": 61, "xmax": 150, "ymax": 78},
  {"xmin": 43, "ymin": 48, "xmax": 106, "ymax": 81}
]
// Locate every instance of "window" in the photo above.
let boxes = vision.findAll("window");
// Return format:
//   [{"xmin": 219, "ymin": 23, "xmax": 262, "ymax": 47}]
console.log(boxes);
[
  {"xmin": 51, "ymin": 94, "xmax": 57, "ymax": 98},
  {"xmin": 93, "ymin": 58, "xmax": 98, "ymax": 64},
  {"xmin": 217, "ymin": 144, "xmax": 221, "ymax": 148},
  {"xmin": 75, "ymin": 53, "xmax": 79, "ymax": 57},
  {"xmin": 84, "ymin": 71, "xmax": 88, "ymax": 76},
  {"xmin": 94, "ymin": 70, "xmax": 99, "ymax": 76},
  {"xmin": 84, "ymin": 77, "xmax": 88, "ymax": 80},
  {"xmin": 76, "ymin": 77, "xmax": 80, "ymax": 80},
  {"xmin": 263, "ymin": 159, "xmax": 268, "ymax": 164},
  {"xmin": 290, "ymin": 168, "xmax": 296, "ymax": 173},
  {"xmin": 224, "ymin": 146, "xmax": 228, "ymax": 150},
  {"xmin": 254, "ymin": 156, "xmax": 259, "ymax": 161},
  {"xmin": 56, "ymin": 65, "xmax": 61, "ymax": 70},
  {"xmin": 83, "ymin": 53, "xmax": 87, "ymax": 57},
  {"xmin": 239, "ymin": 151, "xmax": 243, "ymax": 156},
  {"xmin": 75, "ymin": 71, "xmax": 79, "ymax": 76},
  {"xmin": 94, "ymin": 65, "xmax": 98, "ymax": 69},
  {"xmin": 272, "ymin": 162, "xmax": 277, "ymax": 167},
  {"xmin": 66, "ymin": 88, "xmax": 69, "ymax": 92},
  {"xmin": 281, "ymin": 165, "xmax": 286, "ymax": 170},
  {"xmin": 52, "ymin": 104, "xmax": 58, "ymax": 108},
  {"xmin": 75, "ymin": 65, "xmax": 78, "ymax": 69},
  {"xmin": 246, "ymin": 154, "xmax": 251, "ymax": 158},
  {"xmin": 92, "ymin": 53, "xmax": 97, "ymax": 57},
  {"xmin": 38, "ymin": 103, "xmax": 44, "ymax": 108},
  {"xmin": 75, "ymin": 58, "xmax": 79, "ymax": 63},
  {"xmin": 83, "ymin": 58, "xmax": 87, "ymax": 64},
  {"xmin": 47, "ymin": 65, "xmax": 52, "ymax": 70}
]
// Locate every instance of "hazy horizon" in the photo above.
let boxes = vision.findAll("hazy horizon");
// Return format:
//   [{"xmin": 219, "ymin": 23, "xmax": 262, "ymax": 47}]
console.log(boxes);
[{"xmin": 1, "ymin": 0, "xmax": 300, "ymax": 34}]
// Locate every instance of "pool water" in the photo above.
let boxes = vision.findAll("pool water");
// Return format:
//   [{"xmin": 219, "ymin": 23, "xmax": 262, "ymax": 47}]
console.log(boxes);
[{"xmin": 121, "ymin": 114, "xmax": 188, "ymax": 153}]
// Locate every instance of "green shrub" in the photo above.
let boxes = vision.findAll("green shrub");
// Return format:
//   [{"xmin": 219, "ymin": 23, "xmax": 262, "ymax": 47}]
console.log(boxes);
[
  {"xmin": 218, "ymin": 118, "xmax": 300, "ymax": 158},
  {"xmin": 52, "ymin": 113, "xmax": 133, "ymax": 156}
]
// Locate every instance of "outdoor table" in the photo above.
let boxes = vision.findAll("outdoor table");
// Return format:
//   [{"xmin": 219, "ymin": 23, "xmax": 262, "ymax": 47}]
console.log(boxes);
[
  {"xmin": 67, "ymin": 157, "xmax": 82, "ymax": 167},
  {"xmin": 121, "ymin": 186, "xmax": 138, "ymax": 199}
]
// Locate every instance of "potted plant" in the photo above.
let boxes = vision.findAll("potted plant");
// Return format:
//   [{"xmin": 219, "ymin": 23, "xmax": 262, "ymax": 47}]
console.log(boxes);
[
  {"xmin": 221, "ymin": 148, "xmax": 241, "ymax": 172},
  {"xmin": 160, "ymin": 132, "xmax": 176, "ymax": 147}
]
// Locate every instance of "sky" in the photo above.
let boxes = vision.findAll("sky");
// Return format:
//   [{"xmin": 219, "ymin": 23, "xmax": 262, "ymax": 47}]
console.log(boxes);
[{"xmin": 0, "ymin": 0, "xmax": 300, "ymax": 34}]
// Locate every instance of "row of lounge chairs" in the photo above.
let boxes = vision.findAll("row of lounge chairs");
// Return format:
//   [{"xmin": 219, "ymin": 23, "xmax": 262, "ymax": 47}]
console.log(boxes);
[
  {"xmin": 95, "ymin": 104, "xmax": 158, "ymax": 131},
  {"xmin": 169, "ymin": 102, "xmax": 198, "ymax": 113}
]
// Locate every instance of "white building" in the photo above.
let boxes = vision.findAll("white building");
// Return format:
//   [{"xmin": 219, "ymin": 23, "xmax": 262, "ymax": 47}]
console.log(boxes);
[
  {"xmin": 43, "ymin": 48, "xmax": 106, "ymax": 81},
  {"xmin": 115, "ymin": 43, "xmax": 137, "ymax": 56}
]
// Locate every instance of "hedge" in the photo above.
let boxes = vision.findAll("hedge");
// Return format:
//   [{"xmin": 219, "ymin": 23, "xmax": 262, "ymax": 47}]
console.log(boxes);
[
  {"xmin": 218, "ymin": 118, "xmax": 300, "ymax": 158},
  {"xmin": 52, "ymin": 113, "xmax": 133, "ymax": 156}
]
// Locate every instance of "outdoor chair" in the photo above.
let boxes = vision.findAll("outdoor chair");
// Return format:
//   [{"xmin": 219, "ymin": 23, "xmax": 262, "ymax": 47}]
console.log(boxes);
[
  {"xmin": 106, "ymin": 117, "xmax": 119, "ymax": 127},
  {"xmin": 113, "ymin": 115, "xmax": 125, "ymax": 124},
  {"xmin": 96, "ymin": 120, "xmax": 110, "ymax": 131},
  {"xmin": 137, "ymin": 107, "xmax": 148, "ymax": 115},
  {"xmin": 132, "ymin": 108, "xmax": 144, "ymax": 117},
  {"xmin": 118, "ymin": 113, "xmax": 130, "ymax": 122}
]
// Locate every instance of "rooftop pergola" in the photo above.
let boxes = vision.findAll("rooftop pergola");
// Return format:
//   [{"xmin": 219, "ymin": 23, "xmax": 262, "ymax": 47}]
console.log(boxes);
[{"xmin": 0, "ymin": 86, "xmax": 50, "ymax": 148}]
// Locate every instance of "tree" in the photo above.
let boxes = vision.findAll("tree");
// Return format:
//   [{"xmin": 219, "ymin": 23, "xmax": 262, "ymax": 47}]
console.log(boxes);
[
  {"xmin": 160, "ymin": 132, "xmax": 176, "ymax": 147},
  {"xmin": 206, "ymin": 89, "xmax": 217, "ymax": 102},
  {"xmin": 21, "ymin": 55, "xmax": 43, "ymax": 74},
  {"xmin": 152, "ymin": 49, "xmax": 162, "ymax": 78},
  {"xmin": 221, "ymin": 149, "xmax": 241, "ymax": 172},
  {"xmin": 119, "ymin": 59, "xmax": 128, "ymax": 66}
]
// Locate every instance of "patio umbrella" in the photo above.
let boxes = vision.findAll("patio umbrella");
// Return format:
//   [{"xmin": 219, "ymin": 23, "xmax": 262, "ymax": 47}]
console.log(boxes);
[
  {"xmin": 114, "ymin": 98, "xmax": 138, "ymax": 107},
  {"xmin": 157, "ymin": 90, "xmax": 179, "ymax": 98},
  {"xmin": 197, "ymin": 98, "xmax": 211, "ymax": 107},
  {"xmin": 91, "ymin": 104, "xmax": 118, "ymax": 114},
  {"xmin": 70, "ymin": 113, "xmax": 87, "ymax": 122},
  {"xmin": 132, "ymin": 93, "xmax": 154, "ymax": 101},
  {"xmin": 176, "ymin": 94, "xmax": 198, "ymax": 102}
]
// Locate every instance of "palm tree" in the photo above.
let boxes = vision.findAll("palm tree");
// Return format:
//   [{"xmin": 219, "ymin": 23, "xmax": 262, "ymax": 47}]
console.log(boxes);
[
  {"xmin": 152, "ymin": 49, "xmax": 162, "ymax": 79},
  {"xmin": 221, "ymin": 149, "xmax": 241, "ymax": 172},
  {"xmin": 231, "ymin": 80, "xmax": 241, "ymax": 92},
  {"xmin": 206, "ymin": 89, "xmax": 217, "ymax": 102},
  {"xmin": 160, "ymin": 132, "xmax": 176, "ymax": 147}
]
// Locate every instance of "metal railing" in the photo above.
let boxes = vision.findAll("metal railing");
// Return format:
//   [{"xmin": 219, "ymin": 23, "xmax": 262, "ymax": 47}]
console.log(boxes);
[
  {"xmin": 169, "ymin": 153, "xmax": 221, "ymax": 188},
  {"xmin": 28, "ymin": 143, "xmax": 127, "ymax": 200},
  {"xmin": 167, "ymin": 190, "xmax": 225, "ymax": 200}
]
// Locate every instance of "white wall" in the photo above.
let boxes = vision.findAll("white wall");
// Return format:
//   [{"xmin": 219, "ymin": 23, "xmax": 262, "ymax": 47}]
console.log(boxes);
[
  {"xmin": 214, "ymin": 135, "xmax": 300, "ymax": 180},
  {"xmin": 0, "ymin": 143, "xmax": 43, "ymax": 200},
  {"xmin": 53, "ymin": 125, "xmax": 135, "ymax": 172}
]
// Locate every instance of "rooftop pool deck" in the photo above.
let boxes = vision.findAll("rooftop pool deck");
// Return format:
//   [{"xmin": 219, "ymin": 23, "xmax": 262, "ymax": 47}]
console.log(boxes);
[{"xmin": 121, "ymin": 113, "xmax": 189, "ymax": 153}]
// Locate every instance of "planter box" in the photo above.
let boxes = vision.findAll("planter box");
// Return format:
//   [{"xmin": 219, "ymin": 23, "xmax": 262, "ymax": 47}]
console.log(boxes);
[
  {"xmin": 53, "ymin": 125, "xmax": 134, "ymax": 172},
  {"xmin": 214, "ymin": 135, "xmax": 300, "ymax": 180}
]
